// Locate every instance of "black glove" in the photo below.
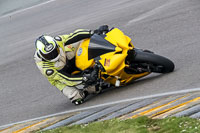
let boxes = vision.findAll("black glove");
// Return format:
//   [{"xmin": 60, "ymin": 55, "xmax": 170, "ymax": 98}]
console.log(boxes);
[
  {"xmin": 83, "ymin": 69, "xmax": 98, "ymax": 86},
  {"xmin": 93, "ymin": 25, "xmax": 109, "ymax": 35}
]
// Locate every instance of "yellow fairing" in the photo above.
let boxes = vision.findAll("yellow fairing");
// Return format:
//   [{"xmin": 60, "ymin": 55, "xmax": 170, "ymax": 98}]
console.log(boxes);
[
  {"xmin": 99, "ymin": 28, "xmax": 131, "ymax": 76},
  {"xmin": 76, "ymin": 28, "xmax": 150, "ymax": 85},
  {"xmin": 105, "ymin": 28, "xmax": 132, "ymax": 49},
  {"xmin": 99, "ymin": 50, "xmax": 127, "ymax": 76},
  {"xmin": 102, "ymin": 71, "xmax": 149, "ymax": 85},
  {"xmin": 76, "ymin": 39, "xmax": 94, "ymax": 70}
]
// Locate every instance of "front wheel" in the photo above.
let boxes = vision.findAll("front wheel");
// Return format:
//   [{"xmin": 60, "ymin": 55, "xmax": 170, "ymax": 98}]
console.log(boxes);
[{"xmin": 133, "ymin": 49, "xmax": 175, "ymax": 73}]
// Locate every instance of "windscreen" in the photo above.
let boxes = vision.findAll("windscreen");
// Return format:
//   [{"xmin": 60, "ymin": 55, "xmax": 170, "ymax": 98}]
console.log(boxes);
[{"xmin": 88, "ymin": 34, "xmax": 116, "ymax": 60}]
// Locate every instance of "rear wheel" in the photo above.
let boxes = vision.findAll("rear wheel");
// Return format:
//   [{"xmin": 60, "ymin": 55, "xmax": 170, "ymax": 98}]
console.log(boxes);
[{"xmin": 132, "ymin": 49, "xmax": 175, "ymax": 73}]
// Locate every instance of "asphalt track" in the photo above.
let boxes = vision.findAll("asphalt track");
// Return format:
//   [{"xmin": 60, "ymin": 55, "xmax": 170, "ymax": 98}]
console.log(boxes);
[{"xmin": 0, "ymin": 0, "xmax": 200, "ymax": 126}]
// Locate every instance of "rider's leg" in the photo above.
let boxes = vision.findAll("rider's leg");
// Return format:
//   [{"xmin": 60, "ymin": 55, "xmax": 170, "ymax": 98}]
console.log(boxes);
[
  {"xmin": 84, "ymin": 85, "xmax": 102, "ymax": 94},
  {"xmin": 62, "ymin": 86, "xmax": 85, "ymax": 104}
]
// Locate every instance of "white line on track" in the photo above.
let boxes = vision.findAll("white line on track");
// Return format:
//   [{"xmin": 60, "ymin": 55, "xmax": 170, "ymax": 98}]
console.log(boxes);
[
  {"xmin": 1, "ymin": 88, "xmax": 200, "ymax": 129},
  {"xmin": 0, "ymin": 0, "xmax": 57, "ymax": 19}
]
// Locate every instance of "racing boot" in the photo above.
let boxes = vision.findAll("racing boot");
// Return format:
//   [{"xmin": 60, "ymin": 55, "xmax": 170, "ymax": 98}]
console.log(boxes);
[{"xmin": 62, "ymin": 86, "xmax": 87, "ymax": 105}]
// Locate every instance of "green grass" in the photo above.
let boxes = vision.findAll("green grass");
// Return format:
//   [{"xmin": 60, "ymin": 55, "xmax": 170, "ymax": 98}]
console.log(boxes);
[{"xmin": 36, "ymin": 116, "xmax": 200, "ymax": 133}]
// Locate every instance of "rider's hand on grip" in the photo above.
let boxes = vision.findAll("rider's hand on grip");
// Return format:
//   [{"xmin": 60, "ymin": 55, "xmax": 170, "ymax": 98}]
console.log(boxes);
[
  {"xmin": 98, "ymin": 25, "xmax": 109, "ymax": 33},
  {"xmin": 83, "ymin": 70, "xmax": 98, "ymax": 85},
  {"xmin": 93, "ymin": 25, "xmax": 109, "ymax": 35}
]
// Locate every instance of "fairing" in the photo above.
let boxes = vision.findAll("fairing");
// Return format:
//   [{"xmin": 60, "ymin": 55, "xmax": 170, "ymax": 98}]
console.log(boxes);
[
  {"xmin": 88, "ymin": 34, "xmax": 116, "ymax": 60},
  {"xmin": 75, "ymin": 28, "xmax": 150, "ymax": 85}
]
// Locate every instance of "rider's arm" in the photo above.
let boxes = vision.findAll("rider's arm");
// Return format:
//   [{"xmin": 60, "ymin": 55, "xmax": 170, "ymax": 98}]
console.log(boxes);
[
  {"xmin": 35, "ymin": 61, "xmax": 83, "ymax": 91},
  {"xmin": 59, "ymin": 29, "xmax": 92, "ymax": 45},
  {"xmin": 46, "ymin": 69, "xmax": 83, "ymax": 91}
]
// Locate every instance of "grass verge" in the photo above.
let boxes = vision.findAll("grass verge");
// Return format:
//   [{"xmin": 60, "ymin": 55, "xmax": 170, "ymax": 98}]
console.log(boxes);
[{"xmin": 36, "ymin": 116, "xmax": 200, "ymax": 133}]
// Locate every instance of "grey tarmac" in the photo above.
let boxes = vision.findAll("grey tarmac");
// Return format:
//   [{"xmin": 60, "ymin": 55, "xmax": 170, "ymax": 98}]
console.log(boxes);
[{"xmin": 0, "ymin": 0, "xmax": 200, "ymax": 127}]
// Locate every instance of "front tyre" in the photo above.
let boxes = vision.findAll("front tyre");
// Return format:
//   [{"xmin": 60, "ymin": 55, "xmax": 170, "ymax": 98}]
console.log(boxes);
[{"xmin": 133, "ymin": 49, "xmax": 175, "ymax": 73}]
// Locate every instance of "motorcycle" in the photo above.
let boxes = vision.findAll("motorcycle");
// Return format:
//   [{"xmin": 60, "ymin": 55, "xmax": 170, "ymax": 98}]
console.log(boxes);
[{"xmin": 75, "ymin": 28, "xmax": 174, "ymax": 92}]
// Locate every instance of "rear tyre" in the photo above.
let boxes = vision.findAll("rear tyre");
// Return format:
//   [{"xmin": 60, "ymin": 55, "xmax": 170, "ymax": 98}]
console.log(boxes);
[{"xmin": 133, "ymin": 49, "xmax": 175, "ymax": 73}]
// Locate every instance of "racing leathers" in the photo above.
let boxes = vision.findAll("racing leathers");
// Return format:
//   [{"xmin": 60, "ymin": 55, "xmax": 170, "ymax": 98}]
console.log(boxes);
[{"xmin": 34, "ymin": 29, "xmax": 94, "ymax": 104}]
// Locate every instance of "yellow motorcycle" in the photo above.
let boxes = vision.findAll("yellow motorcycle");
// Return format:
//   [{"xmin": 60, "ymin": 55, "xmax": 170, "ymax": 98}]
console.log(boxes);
[{"xmin": 76, "ymin": 28, "xmax": 174, "ymax": 90}]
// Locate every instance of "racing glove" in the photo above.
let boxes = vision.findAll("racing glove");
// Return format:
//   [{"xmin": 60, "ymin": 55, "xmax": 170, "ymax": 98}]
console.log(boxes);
[
  {"xmin": 83, "ymin": 69, "xmax": 98, "ymax": 86},
  {"xmin": 93, "ymin": 25, "xmax": 109, "ymax": 35}
]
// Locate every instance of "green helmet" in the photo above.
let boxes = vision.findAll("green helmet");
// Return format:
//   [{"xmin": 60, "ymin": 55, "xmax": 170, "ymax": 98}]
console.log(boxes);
[{"xmin": 35, "ymin": 35, "xmax": 60, "ymax": 62}]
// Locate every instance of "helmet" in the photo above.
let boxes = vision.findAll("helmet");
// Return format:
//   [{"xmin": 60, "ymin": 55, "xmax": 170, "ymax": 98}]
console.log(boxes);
[{"xmin": 35, "ymin": 35, "xmax": 60, "ymax": 62}]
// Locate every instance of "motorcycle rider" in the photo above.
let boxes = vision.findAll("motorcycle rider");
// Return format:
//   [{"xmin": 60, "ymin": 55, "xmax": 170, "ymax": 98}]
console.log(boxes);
[{"xmin": 34, "ymin": 25, "xmax": 109, "ymax": 105}]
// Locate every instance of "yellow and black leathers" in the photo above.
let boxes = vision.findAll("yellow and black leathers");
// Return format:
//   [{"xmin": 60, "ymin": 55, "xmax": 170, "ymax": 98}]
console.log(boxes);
[{"xmin": 34, "ymin": 29, "xmax": 92, "ymax": 91}]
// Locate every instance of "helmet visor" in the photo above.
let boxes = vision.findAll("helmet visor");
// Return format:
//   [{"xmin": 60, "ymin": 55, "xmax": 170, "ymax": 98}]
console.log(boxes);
[{"xmin": 40, "ymin": 46, "xmax": 60, "ymax": 61}]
